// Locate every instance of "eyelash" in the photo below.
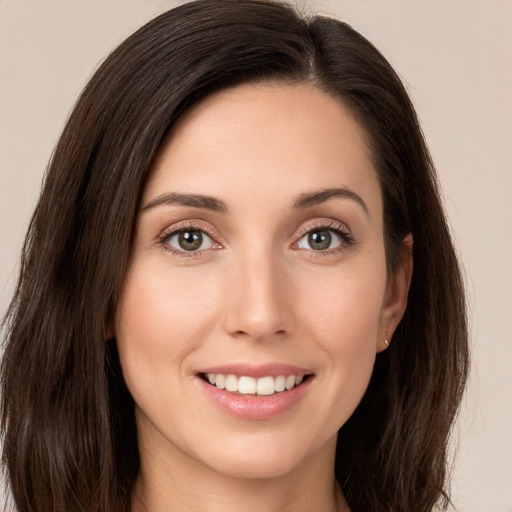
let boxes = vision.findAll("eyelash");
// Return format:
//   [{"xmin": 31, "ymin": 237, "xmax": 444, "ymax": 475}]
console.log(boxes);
[
  {"xmin": 294, "ymin": 220, "xmax": 355, "ymax": 257},
  {"xmin": 157, "ymin": 220, "xmax": 355, "ymax": 258},
  {"xmin": 157, "ymin": 222, "xmax": 220, "ymax": 258}
]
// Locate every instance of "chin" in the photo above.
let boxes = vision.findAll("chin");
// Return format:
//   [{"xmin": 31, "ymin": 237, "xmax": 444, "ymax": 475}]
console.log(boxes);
[
  {"xmin": 195, "ymin": 430, "xmax": 329, "ymax": 481},
  {"xmin": 207, "ymin": 451, "xmax": 303, "ymax": 480}
]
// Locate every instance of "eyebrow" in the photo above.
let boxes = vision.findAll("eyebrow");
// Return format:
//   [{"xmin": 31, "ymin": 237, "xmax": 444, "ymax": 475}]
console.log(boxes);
[
  {"xmin": 142, "ymin": 192, "xmax": 228, "ymax": 213},
  {"xmin": 142, "ymin": 186, "xmax": 368, "ymax": 216},
  {"xmin": 293, "ymin": 187, "xmax": 369, "ymax": 216}
]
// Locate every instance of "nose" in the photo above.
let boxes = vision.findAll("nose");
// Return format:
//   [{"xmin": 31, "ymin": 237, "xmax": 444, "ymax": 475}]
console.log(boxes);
[{"xmin": 221, "ymin": 248, "xmax": 294, "ymax": 341}]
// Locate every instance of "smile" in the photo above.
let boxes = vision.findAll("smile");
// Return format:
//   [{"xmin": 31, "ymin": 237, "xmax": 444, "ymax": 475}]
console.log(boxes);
[
  {"xmin": 196, "ymin": 364, "xmax": 314, "ymax": 419},
  {"xmin": 202, "ymin": 373, "xmax": 306, "ymax": 396}
]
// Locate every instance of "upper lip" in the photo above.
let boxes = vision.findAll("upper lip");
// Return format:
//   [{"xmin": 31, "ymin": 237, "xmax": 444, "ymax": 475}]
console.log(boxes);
[{"xmin": 196, "ymin": 363, "xmax": 313, "ymax": 378}]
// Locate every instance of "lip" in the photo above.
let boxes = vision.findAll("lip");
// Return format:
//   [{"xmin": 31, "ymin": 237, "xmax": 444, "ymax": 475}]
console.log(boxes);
[
  {"xmin": 195, "ymin": 363, "xmax": 314, "ymax": 420},
  {"xmin": 196, "ymin": 362, "xmax": 312, "ymax": 378}
]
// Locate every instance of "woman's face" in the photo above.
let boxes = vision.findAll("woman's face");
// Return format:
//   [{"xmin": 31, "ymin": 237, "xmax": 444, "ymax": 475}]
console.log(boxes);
[{"xmin": 115, "ymin": 82, "xmax": 409, "ymax": 481}]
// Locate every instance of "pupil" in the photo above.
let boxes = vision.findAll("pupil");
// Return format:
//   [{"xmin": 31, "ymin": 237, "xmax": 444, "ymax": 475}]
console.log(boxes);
[
  {"xmin": 308, "ymin": 230, "xmax": 331, "ymax": 250},
  {"xmin": 179, "ymin": 230, "xmax": 202, "ymax": 251}
]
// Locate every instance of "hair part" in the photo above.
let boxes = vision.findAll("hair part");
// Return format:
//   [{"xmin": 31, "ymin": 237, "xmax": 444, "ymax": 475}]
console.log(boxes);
[{"xmin": 1, "ymin": 1, "xmax": 468, "ymax": 511}]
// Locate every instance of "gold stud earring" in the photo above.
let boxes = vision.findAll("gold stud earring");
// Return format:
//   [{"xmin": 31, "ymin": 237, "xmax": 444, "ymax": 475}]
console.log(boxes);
[{"xmin": 384, "ymin": 328, "xmax": 389, "ymax": 347}]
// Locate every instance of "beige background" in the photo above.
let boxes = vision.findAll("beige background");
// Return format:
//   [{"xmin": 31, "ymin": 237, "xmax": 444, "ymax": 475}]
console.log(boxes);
[{"xmin": 0, "ymin": 1, "xmax": 511, "ymax": 510}]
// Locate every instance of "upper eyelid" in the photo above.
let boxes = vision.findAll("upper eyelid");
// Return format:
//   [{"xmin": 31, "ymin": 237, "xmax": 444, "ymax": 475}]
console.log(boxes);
[
  {"xmin": 158, "ymin": 220, "xmax": 219, "ymax": 240},
  {"xmin": 295, "ymin": 219, "xmax": 351, "ymax": 237}
]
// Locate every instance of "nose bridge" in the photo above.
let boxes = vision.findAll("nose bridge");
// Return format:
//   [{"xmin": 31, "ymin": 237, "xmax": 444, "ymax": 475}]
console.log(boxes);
[{"xmin": 222, "ymin": 242, "xmax": 290, "ymax": 340}]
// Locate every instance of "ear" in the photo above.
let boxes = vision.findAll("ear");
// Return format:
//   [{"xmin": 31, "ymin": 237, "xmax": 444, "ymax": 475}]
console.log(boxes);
[{"xmin": 377, "ymin": 233, "xmax": 413, "ymax": 352}]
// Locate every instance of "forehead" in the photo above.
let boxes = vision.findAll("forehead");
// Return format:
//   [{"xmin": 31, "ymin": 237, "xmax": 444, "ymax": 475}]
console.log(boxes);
[{"xmin": 145, "ymin": 82, "xmax": 379, "ymax": 213}]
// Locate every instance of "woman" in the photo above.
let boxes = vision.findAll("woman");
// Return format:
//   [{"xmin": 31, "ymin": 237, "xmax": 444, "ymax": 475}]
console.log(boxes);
[{"xmin": 0, "ymin": 1, "xmax": 469, "ymax": 511}]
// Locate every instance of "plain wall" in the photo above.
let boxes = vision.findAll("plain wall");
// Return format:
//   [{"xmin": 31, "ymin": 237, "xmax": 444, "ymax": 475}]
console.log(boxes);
[{"xmin": 1, "ymin": 1, "xmax": 511, "ymax": 510}]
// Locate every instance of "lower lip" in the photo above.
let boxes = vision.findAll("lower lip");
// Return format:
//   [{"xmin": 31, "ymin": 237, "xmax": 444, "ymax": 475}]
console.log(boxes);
[{"xmin": 196, "ymin": 376, "xmax": 312, "ymax": 420}]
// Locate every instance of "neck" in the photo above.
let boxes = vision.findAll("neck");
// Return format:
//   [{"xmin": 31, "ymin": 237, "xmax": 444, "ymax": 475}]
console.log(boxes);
[
  {"xmin": 132, "ymin": 471, "xmax": 346, "ymax": 512},
  {"xmin": 131, "ymin": 420, "xmax": 348, "ymax": 512}
]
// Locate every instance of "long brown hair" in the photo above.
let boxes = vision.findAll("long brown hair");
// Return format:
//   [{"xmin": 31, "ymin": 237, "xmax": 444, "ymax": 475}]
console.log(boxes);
[{"xmin": 1, "ymin": 1, "xmax": 468, "ymax": 511}]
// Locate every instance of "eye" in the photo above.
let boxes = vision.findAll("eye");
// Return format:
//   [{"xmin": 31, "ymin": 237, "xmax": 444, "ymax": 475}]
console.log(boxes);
[
  {"xmin": 165, "ymin": 229, "xmax": 216, "ymax": 252},
  {"xmin": 297, "ymin": 228, "xmax": 344, "ymax": 251}
]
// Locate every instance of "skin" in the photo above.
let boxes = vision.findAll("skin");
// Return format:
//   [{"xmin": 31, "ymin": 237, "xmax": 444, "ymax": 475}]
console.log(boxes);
[{"xmin": 114, "ymin": 82, "xmax": 412, "ymax": 512}]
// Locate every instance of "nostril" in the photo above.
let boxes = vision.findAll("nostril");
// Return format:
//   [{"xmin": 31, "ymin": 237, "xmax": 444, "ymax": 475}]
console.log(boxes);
[{"xmin": 231, "ymin": 328, "xmax": 287, "ymax": 340}]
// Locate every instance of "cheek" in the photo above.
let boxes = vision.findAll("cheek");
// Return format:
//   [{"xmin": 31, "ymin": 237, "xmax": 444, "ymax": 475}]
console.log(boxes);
[
  {"xmin": 114, "ymin": 261, "xmax": 221, "ymax": 397},
  {"xmin": 295, "ymin": 260, "xmax": 387, "ymax": 406},
  {"xmin": 118, "ymin": 259, "xmax": 220, "ymax": 337},
  {"xmin": 299, "ymin": 261, "xmax": 387, "ymax": 345}
]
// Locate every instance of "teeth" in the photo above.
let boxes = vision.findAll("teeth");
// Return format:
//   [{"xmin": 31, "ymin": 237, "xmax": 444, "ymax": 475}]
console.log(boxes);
[
  {"xmin": 215, "ymin": 374, "xmax": 225, "ymax": 389},
  {"xmin": 238, "ymin": 376, "xmax": 256, "ymax": 394},
  {"xmin": 206, "ymin": 373, "xmax": 306, "ymax": 395},
  {"xmin": 256, "ymin": 376, "xmax": 275, "ymax": 395},
  {"xmin": 274, "ymin": 375, "xmax": 286, "ymax": 392},
  {"xmin": 225, "ymin": 374, "xmax": 238, "ymax": 392}
]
